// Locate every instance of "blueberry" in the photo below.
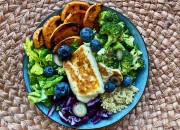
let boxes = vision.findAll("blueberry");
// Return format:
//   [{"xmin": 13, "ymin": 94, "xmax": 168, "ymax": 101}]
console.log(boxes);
[
  {"xmin": 90, "ymin": 39, "xmax": 101, "ymax": 52},
  {"xmin": 80, "ymin": 28, "xmax": 94, "ymax": 42},
  {"xmin": 57, "ymin": 45, "xmax": 72, "ymax": 60},
  {"xmin": 54, "ymin": 82, "xmax": 70, "ymax": 98},
  {"xmin": 104, "ymin": 81, "xmax": 115, "ymax": 93},
  {"xmin": 122, "ymin": 75, "xmax": 132, "ymax": 87},
  {"xmin": 44, "ymin": 66, "xmax": 55, "ymax": 77}
]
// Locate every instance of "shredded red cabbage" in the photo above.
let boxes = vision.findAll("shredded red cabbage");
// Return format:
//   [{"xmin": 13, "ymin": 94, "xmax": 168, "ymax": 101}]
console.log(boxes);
[
  {"xmin": 47, "ymin": 103, "xmax": 56, "ymax": 117},
  {"xmin": 56, "ymin": 95, "xmax": 113, "ymax": 126}
]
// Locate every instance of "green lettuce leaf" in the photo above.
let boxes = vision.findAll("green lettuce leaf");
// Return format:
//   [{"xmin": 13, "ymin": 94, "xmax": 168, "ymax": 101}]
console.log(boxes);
[
  {"xmin": 56, "ymin": 67, "xmax": 66, "ymax": 75},
  {"xmin": 29, "ymin": 73, "xmax": 38, "ymax": 85},
  {"xmin": 34, "ymin": 47, "xmax": 50, "ymax": 60},
  {"xmin": 28, "ymin": 75, "xmax": 63, "ymax": 104},
  {"xmin": 23, "ymin": 38, "xmax": 39, "ymax": 62},
  {"xmin": 24, "ymin": 38, "xmax": 66, "ymax": 105},
  {"xmin": 45, "ymin": 54, "xmax": 53, "ymax": 62},
  {"xmin": 45, "ymin": 87, "xmax": 54, "ymax": 96},
  {"xmin": 30, "ymin": 62, "xmax": 43, "ymax": 75},
  {"xmin": 36, "ymin": 75, "xmax": 63, "ymax": 89},
  {"xmin": 28, "ymin": 89, "xmax": 47, "ymax": 103},
  {"xmin": 37, "ymin": 76, "xmax": 46, "ymax": 87},
  {"xmin": 43, "ymin": 75, "xmax": 63, "ymax": 89},
  {"xmin": 31, "ymin": 84, "xmax": 40, "ymax": 91},
  {"xmin": 24, "ymin": 38, "xmax": 54, "ymax": 67},
  {"xmin": 43, "ymin": 98, "xmax": 52, "ymax": 107},
  {"xmin": 69, "ymin": 39, "xmax": 79, "ymax": 53}
]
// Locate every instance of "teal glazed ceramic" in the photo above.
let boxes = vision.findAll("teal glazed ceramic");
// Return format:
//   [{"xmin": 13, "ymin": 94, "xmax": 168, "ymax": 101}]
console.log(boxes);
[{"xmin": 23, "ymin": 6, "xmax": 149, "ymax": 129}]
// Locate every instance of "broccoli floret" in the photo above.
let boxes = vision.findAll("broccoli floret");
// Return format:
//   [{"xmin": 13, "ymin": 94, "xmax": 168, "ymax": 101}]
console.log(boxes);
[
  {"xmin": 112, "ymin": 41, "xmax": 125, "ymax": 51},
  {"xmin": 95, "ymin": 48, "xmax": 119, "ymax": 68},
  {"xmin": 130, "ymin": 45, "xmax": 142, "ymax": 55},
  {"xmin": 122, "ymin": 29, "xmax": 130, "ymax": 39},
  {"xmin": 123, "ymin": 36, "xmax": 135, "ymax": 49},
  {"xmin": 100, "ymin": 22, "xmax": 123, "ymax": 50},
  {"xmin": 98, "ymin": 10, "xmax": 125, "ymax": 50},
  {"xmin": 94, "ymin": 33, "xmax": 108, "ymax": 46},
  {"xmin": 119, "ymin": 50, "xmax": 133, "ymax": 75},
  {"xmin": 98, "ymin": 10, "xmax": 119, "ymax": 26},
  {"xmin": 130, "ymin": 48, "xmax": 144, "ymax": 70},
  {"xmin": 131, "ymin": 58, "xmax": 145, "ymax": 70},
  {"xmin": 128, "ymin": 70, "xmax": 138, "ymax": 81},
  {"xmin": 119, "ymin": 47, "xmax": 144, "ymax": 77}
]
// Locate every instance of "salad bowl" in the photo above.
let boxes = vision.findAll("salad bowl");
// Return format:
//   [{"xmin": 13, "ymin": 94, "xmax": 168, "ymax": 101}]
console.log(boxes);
[{"xmin": 23, "ymin": 5, "xmax": 149, "ymax": 129}]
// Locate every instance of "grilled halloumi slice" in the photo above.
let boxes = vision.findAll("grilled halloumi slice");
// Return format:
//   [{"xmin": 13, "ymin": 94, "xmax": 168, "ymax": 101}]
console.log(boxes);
[
  {"xmin": 98, "ymin": 63, "xmax": 123, "ymax": 84},
  {"xmin": 63, "ymin": 45, "xmax": 104, "ymax": 103}
]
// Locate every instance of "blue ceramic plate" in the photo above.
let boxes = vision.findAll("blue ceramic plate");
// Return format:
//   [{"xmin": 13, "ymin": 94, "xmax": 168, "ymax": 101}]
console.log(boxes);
[{"xmin": 23, "ymin": 6, "xmax": 149, "ymax": 129}]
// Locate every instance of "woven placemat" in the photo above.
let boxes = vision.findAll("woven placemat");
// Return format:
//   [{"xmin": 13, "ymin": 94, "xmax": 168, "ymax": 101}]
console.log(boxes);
[{"xmin": 0, "ymin": 0, "xmax": 179, "ymax": 129}]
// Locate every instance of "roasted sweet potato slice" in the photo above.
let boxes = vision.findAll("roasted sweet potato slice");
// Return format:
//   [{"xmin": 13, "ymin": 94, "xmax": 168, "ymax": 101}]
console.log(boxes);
[
  {"xmin": 83, "ymin": 3, "xmax": 103, "ymax": 28},
  {"xmin": 61, "ymin": 1, "xmax": 89, "ymax": 21},
  {"xmin": 33, "ymin": 27, "xmax": 44, "ymax": 48},
  {"xmin": 50, "ymin": 22, "xmax": 82, "ymax": 44},
  {"xmin": 53, "ymin": 36, "xmax": 83, "ymax": 53},
  {"xmin": 64, "ymin": 10, "xmax": 86, "ymax": 27},
  {"xmin": 42, "ymin": 15, "xmax": 61, "ymax": 49}
]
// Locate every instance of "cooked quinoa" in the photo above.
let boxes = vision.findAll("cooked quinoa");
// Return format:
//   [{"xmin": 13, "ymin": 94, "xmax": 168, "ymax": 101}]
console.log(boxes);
[{"xmin": 100, "ymin": 85, "xmax": 139, "ymax": 113}]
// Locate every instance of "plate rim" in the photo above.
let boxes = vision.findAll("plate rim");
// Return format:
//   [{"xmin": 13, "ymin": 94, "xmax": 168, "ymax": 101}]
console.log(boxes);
[{"xmin": 23, "ymin": 6, "xmax": 149, "ymax": 129}]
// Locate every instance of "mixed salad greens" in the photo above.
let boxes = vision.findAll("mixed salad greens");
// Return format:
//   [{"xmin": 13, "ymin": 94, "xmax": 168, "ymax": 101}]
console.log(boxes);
[
  {"xmin": 23, "ymin": 3, "xmax": 145, "ymax": 126},
  {"xmin": 23, "ymin": 38, "xmax": 66, "ymax": 106}
]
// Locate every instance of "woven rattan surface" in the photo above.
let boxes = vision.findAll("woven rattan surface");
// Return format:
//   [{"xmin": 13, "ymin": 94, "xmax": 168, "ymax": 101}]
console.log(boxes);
[{"xmin": 0, "ymin": 0, "xmax": 180, "ymax": 130}]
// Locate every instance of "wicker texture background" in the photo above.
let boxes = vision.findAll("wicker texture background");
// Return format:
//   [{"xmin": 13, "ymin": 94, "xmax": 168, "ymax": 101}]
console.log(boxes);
[{"xmin": 0, "ymin": 0, "xmax": 180, "ymax": 130}]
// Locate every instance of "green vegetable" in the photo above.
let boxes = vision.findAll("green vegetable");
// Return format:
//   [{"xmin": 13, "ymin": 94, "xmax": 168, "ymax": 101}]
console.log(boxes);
[
  {"xmin": 30, "ymin": 62, "xmax": 43, "ymax": 75},
  {"xmin": 69, "ymin": 39, "xmax": 79, "ymax": 53},
  {"xmin": 45, "ymin": 87, "xmax": 54, "ymax": 96},
  {"xmin": 119, "ymin": 47, "xmax": 144, "ymax": 79},
  {"xmin": 113, "ymin": 41, "xmax": 125, "ymax": 51},
  {"xmin": 23, "ymin": 38, "xmax": 52, "ymax": 64},
  {"xmin": 119, "ymin": 50, "xmax": 133, "ymax": 75},
  {"xmin": 56, "ymin": 106, "xmax": 60, "ymax": 111},
  {"xmin": 28, "ymin": 89, "xmax": 47, "ymax": 103},
  {"xmin": 98, "ymin": 11, "xmax": 125, "ymax": 50},
  {"xmin": 28, "ymin": 75, "xmax": 63, "ymax": 104},
  {"xmin": 56, "ymin": 67, "xmax": 66, "ymax": 75},
  {"xmin": 43, "ymin": 76, "xmax": 63, "ymax": 89},
  {"xmin": 98, "ymin": 10, "xmax": 119, "ymax": 26},
  {"xmin": 132, "ymin": 57, "xmax": 144, "ymax": 70},
  {"xmin": 23, "ymin": 38, "xmax": 39, "ymax": 62},
  {"xmin": 45, "ymin": 54, "xmax": 53, "ymax": 62},
  {"xmin": 99, "ymin": 22, "xmax": 123, "ymax": 50},
  {"xmin": 128, "ymin": 70, "xmax": 138, "ymax": 81},
  {"xmin": 29, "ymin": 73, "xmax": 38, "ymax": 85},
  {"xmin": 130, "ymin": 47, "xmax": 144, "ymax": 70},
  {"xmin": 23, "ymin": 38, "xmax": 65, "ymax": 105},
  {"xmin": 96, "ymin": 49, "xmax": 119, "ymax": 68},
  {"xmin": 31, "ymin": 84, "xmax": 40, "ymax": 91},
  {"xmin": 94, "ymin": 33, "xmax": 108, "ymax": 46},
  {"xmin": 43, "ymin": 98, "xmax": 52, "ymax": 107},
  {"xmin": 124, "ymin": 36, "xmax": 135, "ymax": 49},
  {"xmin": 97, "ymin": 10, "xmax": 145, "ymax": 81},
  {"xmin": 34, "ymin": 47, "xmax": 50, "ymax": 61},
  {"xmin": 113, "ymin": 29, "xmax": 145, "ymax": 79},
  {"xmin": 37, "ymin": 75, "xmax": 63, "ymax": 89}
]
